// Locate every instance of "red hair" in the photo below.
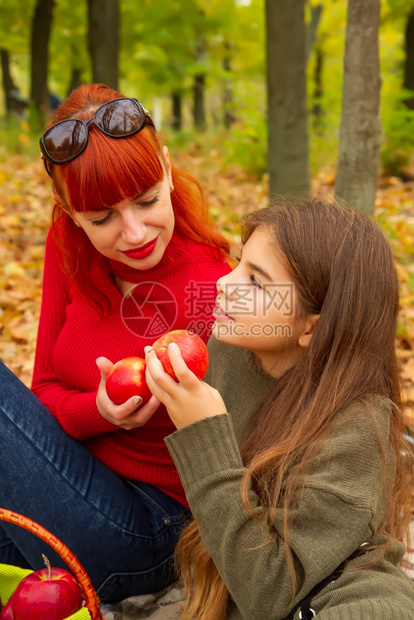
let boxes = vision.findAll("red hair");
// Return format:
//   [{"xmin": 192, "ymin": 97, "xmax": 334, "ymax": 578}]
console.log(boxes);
[{"xmin": 48, "ymin": 84, "xmax": 231, "ymax": 312}]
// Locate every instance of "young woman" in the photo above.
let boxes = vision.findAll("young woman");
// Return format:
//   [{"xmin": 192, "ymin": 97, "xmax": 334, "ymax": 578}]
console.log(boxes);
[
  {"xmin": 146, "ymin": 199, "xmax": 414, "ymax": 619},
  {"xmin": 0, "ymin": 84, "xmax": 231, "ymax": 603}
]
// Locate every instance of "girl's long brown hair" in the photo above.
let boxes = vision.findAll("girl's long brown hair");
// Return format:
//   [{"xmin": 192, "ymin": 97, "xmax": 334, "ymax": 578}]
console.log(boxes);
[
  {"xmin": 46, "ymin": 83, "xmax": 231, "ymax": 313},
  {"xmin": 176, "ymin": 199, "xmax": 413, "ymax": 619}
]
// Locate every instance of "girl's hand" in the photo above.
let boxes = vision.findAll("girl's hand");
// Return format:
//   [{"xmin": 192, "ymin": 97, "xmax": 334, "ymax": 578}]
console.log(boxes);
[
  {"xmin": 145, "ymin": 344, "xmax": 227, "ymax": 430},
  {"xmin": 95, "ymin": 357, "xmax": 160, "ymax": 430}
]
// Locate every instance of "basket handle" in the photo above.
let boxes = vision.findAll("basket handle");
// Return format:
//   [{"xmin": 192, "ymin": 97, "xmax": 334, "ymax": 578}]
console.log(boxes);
[{"xmin": 0, "ymin": 508, "xmax": 104, "ymax": 620}]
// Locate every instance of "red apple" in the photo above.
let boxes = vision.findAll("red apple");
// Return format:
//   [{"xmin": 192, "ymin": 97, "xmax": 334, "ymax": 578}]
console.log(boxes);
[
  {"xmin": 151, "ymin": 330, "xmax": 209, "ymax": 381},
  {"xmin": 0, "ymin": 596, "xmax": 14, "ymax": 619},
  {"xmin": 106, "ymin": 356, "xmax": 152, "ymax": 406},
  {"xmin": 12, "ymin": 563, "xmax": 83, "ymax": 620}
]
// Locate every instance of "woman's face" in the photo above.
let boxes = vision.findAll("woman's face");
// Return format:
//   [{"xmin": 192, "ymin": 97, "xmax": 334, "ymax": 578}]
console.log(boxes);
[
  {"xmin": 213, "ymin": 226, "xmax": 316, "ymax": 376},
  {"xmin": 68, "ymin": 156, "xmax": 175, "ymax": 270}
]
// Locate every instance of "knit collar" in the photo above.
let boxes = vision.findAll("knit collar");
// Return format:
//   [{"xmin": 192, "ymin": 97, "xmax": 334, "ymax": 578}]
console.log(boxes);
[{"xmin": 108, "ymin": 231, "xmax": 190, "ymax": 283}]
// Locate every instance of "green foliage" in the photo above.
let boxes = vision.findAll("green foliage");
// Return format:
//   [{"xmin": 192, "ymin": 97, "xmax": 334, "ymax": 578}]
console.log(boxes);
[
  {"xmin": 385, "ymin": 0, "xmax": 414, "ymax": 19},
  {"xmin": 221, "ymin": 116, "xmax": 267, "ymax": 175},
  {"xmin": 408, "ymin": 271, "xmax": 414, "ymax": 293},
  {"xmin": 49, "ymin": 0, "xmax": 90, "ymax": 97},
  {"xmin": 379, "ymin": 9, "xmax": 414, "ymax": 175},
  {"xmin": 397, "ymin": 319, "xmax": 409, "ymax": 340},
  {"xmin": 1, "ymin": 0, "xmax": 414, "ymax": 178},
  {"xmin": 165, "ymin": 111, "xmax": 267, "ymax": 178},
  {"xmin": 0, "ymin": 0, "xmax": 35, "ymax": 53},
  {"xmin": 305, "ymin": 0, "xmax": 414, "ymax": 176},
  {"xmin": 0, "ymin": 114, "xmax": 39, "ymax": 160},
  {"xmin": 381, "ymin": 103, "xmax": 414, "ymax": 175},
  {"xmin": 306, "ymin": 0, "xmax": 346, "ymax": 172}
]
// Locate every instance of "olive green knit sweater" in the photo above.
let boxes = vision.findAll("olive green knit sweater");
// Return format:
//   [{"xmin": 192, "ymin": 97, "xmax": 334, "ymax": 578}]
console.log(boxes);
[{"xmin": 165, "ymin": 337, "xmax": 414, "ymax": 619}]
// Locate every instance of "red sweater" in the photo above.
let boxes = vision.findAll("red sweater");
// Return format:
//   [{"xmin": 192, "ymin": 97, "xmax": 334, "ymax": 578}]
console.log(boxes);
[{"xmin": 31, "ymin": 230, "xmax": 231, "ymax": 507}]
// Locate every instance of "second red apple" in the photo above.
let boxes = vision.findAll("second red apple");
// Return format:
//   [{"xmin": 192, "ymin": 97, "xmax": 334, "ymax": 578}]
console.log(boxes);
[{"xmin": 151, "ymin": 330, "xmax": 209, "ymax": 381}]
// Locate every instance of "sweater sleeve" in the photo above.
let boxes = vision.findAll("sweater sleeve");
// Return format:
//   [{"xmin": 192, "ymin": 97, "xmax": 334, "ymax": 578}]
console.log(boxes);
[
  {"xmin": 165, "ymin": 399, "xmax": 392, "ymax": 619},
  {"xmin": 31, "ymin": 232, "xmax": 116, "ymax": 440}
]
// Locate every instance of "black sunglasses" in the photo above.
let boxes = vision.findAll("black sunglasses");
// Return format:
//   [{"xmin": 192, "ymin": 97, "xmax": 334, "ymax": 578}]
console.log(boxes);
[{"xmin": 40, "ymin": 97, "xmax": 151, "ymax": 176}]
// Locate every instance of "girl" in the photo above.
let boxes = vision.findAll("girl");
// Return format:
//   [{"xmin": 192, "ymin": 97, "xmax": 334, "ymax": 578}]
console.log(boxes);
[
  {"xmin": 0, "ymin": 84, "xmax": 231, "ymax": 603},
  {"xmin": 146, "ymin": 199, "xmax": 414, "ymax": 619}
]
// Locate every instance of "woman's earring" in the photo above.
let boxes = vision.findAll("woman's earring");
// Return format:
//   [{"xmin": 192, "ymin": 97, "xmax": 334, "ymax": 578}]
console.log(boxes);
[
  {"xmin": 73, "ymin": 220, "xmax": 81, "ymax": 228},
  {"xmin": 170, "ymin": 183, "xmax": 174, "ymax": 192}
]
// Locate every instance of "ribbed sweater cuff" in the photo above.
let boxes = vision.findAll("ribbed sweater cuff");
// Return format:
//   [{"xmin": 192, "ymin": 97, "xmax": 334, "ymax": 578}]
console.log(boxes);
[
  {"xmin": 60, "ymin": 392, "xmax": 118, "ymax": 439},
  {"xmin": 304, "ymin": 599, "xmax": 414, "ymax": 619},
  {"xmin": 165, "ymin": 414, "xmax": 243, "ymax": 488}
]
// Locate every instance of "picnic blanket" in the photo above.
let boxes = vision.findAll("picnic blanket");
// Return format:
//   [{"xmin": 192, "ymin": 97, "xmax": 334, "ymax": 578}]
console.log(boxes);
[{"xmin": 100, "ymin": 583, "xmax": 185, "ymax": 620}]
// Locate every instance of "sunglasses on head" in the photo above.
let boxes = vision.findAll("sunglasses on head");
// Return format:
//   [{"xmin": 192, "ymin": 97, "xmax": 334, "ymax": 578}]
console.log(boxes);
[{"xmin": 40, "ymin": 97, "xmax": 151, "ymax": 176}]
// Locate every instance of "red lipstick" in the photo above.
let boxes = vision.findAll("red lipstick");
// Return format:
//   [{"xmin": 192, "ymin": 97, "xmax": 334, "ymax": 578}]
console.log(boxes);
[
  {"xmin": 212, "ymin": 305, "xmax": 234, "ymax": 322},
  {"xmin": 121, "ymin": 237, "xmax": 158, "ymax": 260}
]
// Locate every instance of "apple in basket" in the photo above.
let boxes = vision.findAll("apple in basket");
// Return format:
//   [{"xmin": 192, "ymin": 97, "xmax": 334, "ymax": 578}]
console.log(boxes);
[
  {"xmin": 151, "ymin": 329, "xmax": 209, "ymax": 381},
  {"xmin": 106, "ymin": 356, "xmax": 152, "ymax": 406},
  {"xmin": 10, "ymin": 555, "xmax": 83, "ymax": 620},
  {"xmin": 0, "ymin": 596, "xmax": 14, "ymax": 619}
]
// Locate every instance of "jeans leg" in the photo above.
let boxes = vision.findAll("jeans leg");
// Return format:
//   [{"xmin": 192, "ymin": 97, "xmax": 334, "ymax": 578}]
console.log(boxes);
[
  {"xmin": 0, "ymin": 362, "xmax": 189, "ymax": 603},
  {"xmin": 0, "ymin": 526, "xmax": 31, "ymax": 568}
]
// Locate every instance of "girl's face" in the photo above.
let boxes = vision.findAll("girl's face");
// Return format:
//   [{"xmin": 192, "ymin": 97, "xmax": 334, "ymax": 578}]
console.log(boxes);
[
  {"xmin": 69, "ymin": 157, "xmax": 175, "ymax": 271},
  {"xmin": 213, "ymin": 227, "xmax": 316, "ymax": 377}
]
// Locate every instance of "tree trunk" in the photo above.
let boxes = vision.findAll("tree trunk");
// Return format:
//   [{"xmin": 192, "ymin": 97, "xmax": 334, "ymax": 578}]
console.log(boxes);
[
  {"xmin": 171, "ymin": 91, "xmax": 182, "ymax": 131},
  {"xmin": 1, "ymin": 49, "xmax": 22, "ymax": 115},
  {"xmin": 403, "ymin": 8, "xmax": 414, "ymax": 110},
  {"xmin": 222, "ymin": 40, "xmax": 236, "ymax": 128},
  {"xmin": 67, "ymin": 67, "xmax": 83, "ymax": 97},
  {"xmin": 312, "ymin": 44, "xmax": 324, "ymax": 132},
  {"xmin": 193, "ymin": 36, "xmax": 207, "ymax": 130},
  {"xmin": 306, "ymin": 4, "xmax": 323, "ymax": 59},
  {"xmin": 30, "ymin": 0, "xmax": 55, "ymax": 119},
  {"xmin": 335, "ymin": 0, "xmax": 381, "ymax": 215},
  {"xmin": 67, "ymin": 43, "xmax": 84, "ymax": 96},
  {"xmin": 193, "ymin": 74, "xmax": 206, "ymax": 129},
  {"xmin": 265, "ymin": 0, "xmax": 310, "ymax": 197},
  {"xmin": 88, "ymin": 0, "xmax": 119, "ymax": 90}
]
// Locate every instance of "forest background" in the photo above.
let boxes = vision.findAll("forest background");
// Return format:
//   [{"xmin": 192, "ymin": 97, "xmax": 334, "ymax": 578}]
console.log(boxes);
[{"xmin": 1, "ymin": 0, "xmax": 414, "ymax": 427}]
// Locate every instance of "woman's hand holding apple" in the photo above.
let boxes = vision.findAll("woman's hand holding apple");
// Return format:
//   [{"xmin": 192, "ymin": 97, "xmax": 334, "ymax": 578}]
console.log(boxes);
[
  {"xmin": 98, "ymin": 330, "xmax": 216, "ymax": 430},
  {"xmin": 95, "ymin": 356, "xmax": 160, "ymax": 430},
  {"xmin": 144, "ymin": 344, "xmax": 227, "ymax": 430}
]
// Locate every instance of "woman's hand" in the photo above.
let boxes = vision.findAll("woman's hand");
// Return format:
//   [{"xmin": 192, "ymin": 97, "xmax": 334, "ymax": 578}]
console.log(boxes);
[
  {"xmin": 95, "ymin": 357, "xmax": 160, "ymax": 430},
  {"xmin": 145, "ymin": 344, "xmax": 227, "ymax": 430}
]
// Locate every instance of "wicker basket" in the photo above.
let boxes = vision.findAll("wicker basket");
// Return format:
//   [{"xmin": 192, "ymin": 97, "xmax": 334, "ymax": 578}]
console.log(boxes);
[{"xmin": 0, "ymin": 508, "xmax": 104, "ymax": 620}]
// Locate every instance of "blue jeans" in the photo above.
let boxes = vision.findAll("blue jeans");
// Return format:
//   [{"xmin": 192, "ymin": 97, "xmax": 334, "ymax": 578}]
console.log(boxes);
[{"xmin": 0, "ymin": 362, "xmax": 191, "ymax": 603}]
